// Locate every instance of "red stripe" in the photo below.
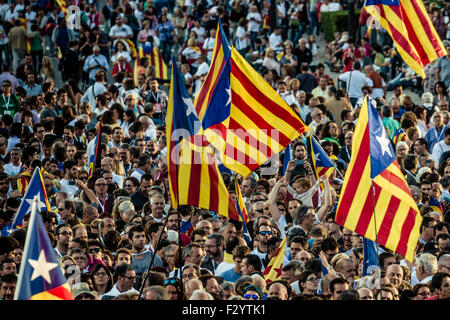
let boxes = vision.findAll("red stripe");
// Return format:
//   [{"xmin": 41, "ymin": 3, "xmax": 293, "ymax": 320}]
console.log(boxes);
[
  {"xmin": 397, "ymin": 5, "xmax": 430, "ymax": 65},
  {"xmin": 229, "ymin": 92, "xmax": 292, "ymax": 147},
  {"xmin": 354, "ymin": 182, "xmax": 380, "ymax": 236},
  {"xmin": 207, "ymin": 153, "xmax": 220, "ymax": 213},
  {"xmin": 157, "ymin": 49, "xmax": 164, "ymax": 78},
  {"xmin": 46, "ymin": 285, "xmax": 73, "ymax": 300},
  {"xmin": 378, "ymin": 163, "xmax": 412, "ymax": 195},
  {"xmin": 195, "ymin": 35, "xmax": 226, "ymax": 115},
  {"xmin": 395, "ymin": 207, "xmax": 419, "ymax": 257},
  {"xmin": 230, "ymin": 58, "xmax": 306, "ymax": 132},
  {"xmin": 150, "ymin": 50, "xmax": 156, "ymax": 67},
  {"xmin": 376, "ymin": 192, "xmax": 401, "ymax": 246},
  {"xmin": 168, "ymin": 140, "xmax": 179, "ymax": 205},
  {"xmin": 335, "ymin": 125, "xmax": 370, "ymax": 226},
  {"xmin": 187, "ymin": 150, "xmax": 202, "ymax": 205},
  {"xmin": 227, "ymin": 117, "xmax": 278, "ymax": 160}
]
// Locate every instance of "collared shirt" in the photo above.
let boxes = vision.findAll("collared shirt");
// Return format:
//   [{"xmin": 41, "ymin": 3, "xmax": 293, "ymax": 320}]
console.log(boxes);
[
  {"xmin": 24, "ymin": 83, "xmax": 42, "ymax": 97},
  {"xmin": 83, "ymin": 53, "xmax": 109, "ymax": 80}
]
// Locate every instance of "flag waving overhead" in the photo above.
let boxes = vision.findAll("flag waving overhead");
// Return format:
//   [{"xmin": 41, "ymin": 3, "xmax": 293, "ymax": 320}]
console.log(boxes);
[
  {"xmin": 263, "ymin": 237, "xmax": 287, "ymax": 284},
  {"xmin": 166, "ymin": 57, "xmax": 241, "ymax": 220},
  {"xmin": 2, "ymin": 168, "xmax": 51, "ymax": 235},
  {"xmin": 336, "ymin": 96, "xmax": 422, "ymax": 262},
  {"xmin": 15, "ymin": 196, "xmax": 73, "ymax": 300},
  {"xmin": 194, "ymin": 20, "xmax": 308, "ymax": 177},
  {"xmin": 364, "ymin": 0, "xmax": 446, "ymax": 78},
  {"xmin": 87, "ymin": 122, "xmax": 102, "ymax": 180},
  {"xmin": 234, "ymin": 178, "xmax": 251, "ymax": 244},
  {"xmin": 306, "ymin": 135, "xmax": 336, "ymax": 178}
]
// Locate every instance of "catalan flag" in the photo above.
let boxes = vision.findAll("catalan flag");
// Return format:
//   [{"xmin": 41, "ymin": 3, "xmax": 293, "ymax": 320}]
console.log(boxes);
[
  {"xmin": 282, "ymin": 144, "xmax": 291, "ymax": 176},
  {"xmin": 392, "ymin": 128, "xmax": 408, "ymax": 147},
  {"xmin": 15, "ymin": 196, "xmax": 73, "ymax": 300},
  {"xmin": 234, "ymin": 178, "xmax": 251, "ymax": 244},
  {"xmin": 307, "ymin": 135, "xmax": 336, "ymax": 178},
  {"xmin": 194, "ymin": 20, "xmax": 308, "ymax": 177},
  {"xmin": 335, "ymin": 96, "xmax": 422, "ymax": 263},
  {"xmin": 136, "ymin": 44, "xmax": 168, "ymax": 80},
  {"xmin": 263, "ymin": 237, "xmax": 286, "ymax": 284},
  {"xmin": 166, "ymin": 57, "xmax": 241, "ymax": 221},
  {"xmin": 17, "ymin": 171, "xmax": 32, "ymax": 195},
  {"xmin": 55, "ymin": 0, "xmax": 68, "ymax": 18},
  {"xmin": 87, "ymin": 122, "xmax": 102, "ymax": 180},
  {"xmin": 5, "ymin": 168, "xmax": 51, "ymax": 234},
  {"xmin": 364, "ymin": 0, "xmax": 447, "ymax": 78},
  {"xmin": 428, "ymin": 196, "xmax": 443, "ymax": 213},
  {"xmin": 362, "ymin": 238, "xmax": 380, "ymax": 277}
]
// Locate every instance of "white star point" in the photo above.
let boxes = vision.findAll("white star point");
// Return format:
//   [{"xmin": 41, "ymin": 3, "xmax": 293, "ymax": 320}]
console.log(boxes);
[
  {"xmin": 375, "ymin": 131, "xmax": 392, "ymax": 157},
  {"xmin": 25, "ymin": 192, "xmax": 47, "ymax": 215},
  {"xmin": 182, "ymin": 96, "xmax": 197, "ymax": 117},
  {"xmin": 225, "ymin": 87, "xmax": 231, "ymax": 107},
  {"xmin": 28, "ymin": 250, "xmax": 58, "ymax": 283}
]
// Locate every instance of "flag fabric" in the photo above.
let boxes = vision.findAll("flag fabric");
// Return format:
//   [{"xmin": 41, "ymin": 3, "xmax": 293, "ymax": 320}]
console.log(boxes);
[
  {"xmin": 392, "ymin": 128, "xmax": 408, "ymax": 147},
  {"xmin": 234, "ymin": 178, "xmax": 251, "ymax": 244},
  {"xmin": 362, "ymin": 238, "xmax": 380, "ymax": 277},
  {"xmin": 263, "ymin": 237, "xmax": 287, "ymax": 284},
  {"xmin": 14, "ymin": 196, "xmax": 73, "ymax": 300},
  {"xmin": 282, "ymin": 144, "xmax": 291, "ymax": 176},
  {"xmin": 335, "ymin": 96, "xmax": 422, "ymax": 263},
  {"xmin": 364, "ymin": 0, "xmax": 447, "ymax": 78},
  {"xmin": 180, "ymin": 220, "xmax": 194, "ymax": 236},
  {"xmin": 87, "ymin": 122, "xmax": 102, "ymax": 180},
  {"xmin": 166, "ymin": 56, "xmax": 241, "ymax": 221},
  {"xmin": 17, "ymin": 171, "xmax": 32, "ymax": 195},
  {"xmin": 2, "ymin": 168, "xmax": 51, "ymax": 235},
  {"xmin": 55, "ymin": 0, "xmax": 68, "ymax": 18},
  {"xmin": 194, "ymin": 20, "xmax": 308, "ymax": 177},
  {"xmin": 124, "ymin": 39, "xmax": 137, "ymax": 59},
  {"xmin": 306, "ymin": 135, "xmax": 336, "ymax": 178},
  {"xmin": 428, "ymin": 197, "xmax": 443, "ymax": 213}
]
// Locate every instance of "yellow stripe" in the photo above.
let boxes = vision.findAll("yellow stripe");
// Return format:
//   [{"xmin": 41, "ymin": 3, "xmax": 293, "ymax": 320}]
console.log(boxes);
[
  {"xmin": 373, "ymin": 177, "xmax": 416, "ymax": 210},
  {"xmin": 404, "ymin": 213, "xmax": 422, "ymax": 262},
  {"xmin": 198, "ymin": 155, "xmax": 211, "ymax": 209},
  {"xmin": 30, "ymin": 291, "xmax": 64, "ymax": 300},
  {"xmin": 401, "ymin": 0, "xmax": 442, "ymax": 61},
  {"xmin": 178, "ymin": 140, "xmax": 193, "ymax": 205},
  {"xmin": 342, "ymin": 157, "xmax": 372, "ymax": 231},
  {"xmin": 166, "ymin": 68, "xmax": 178, "ymax": 207},
  {"xmin": 384, "ymin": 200, "xmax": 410, "ymax": 253}
]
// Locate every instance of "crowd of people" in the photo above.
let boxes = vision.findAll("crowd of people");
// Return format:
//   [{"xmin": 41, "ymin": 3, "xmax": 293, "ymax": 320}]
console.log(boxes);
[{"xmin": 0, "ymin": 0, "xmax": 450, "ymax": 301}]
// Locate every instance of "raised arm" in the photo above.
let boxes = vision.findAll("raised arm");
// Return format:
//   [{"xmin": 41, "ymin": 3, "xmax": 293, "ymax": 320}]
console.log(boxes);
[
  {"xmin": 315, "ymin": 175, "xmax": 332, "ymax": 222},
  {"xmin": 268, "ymin": 178, "xmax": 287, "ymax": 222}
]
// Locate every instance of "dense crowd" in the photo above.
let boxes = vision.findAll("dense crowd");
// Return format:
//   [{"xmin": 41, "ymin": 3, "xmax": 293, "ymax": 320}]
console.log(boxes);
[{"xmin": 0, "ymin": 0, "xmax": 450, "ymax": 301}]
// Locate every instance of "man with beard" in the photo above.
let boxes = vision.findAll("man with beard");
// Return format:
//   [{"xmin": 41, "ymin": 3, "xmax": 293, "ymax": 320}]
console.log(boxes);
[
  {"xmin": 130, "ymin": 173, "xmax": 153, "ymax": 212},
  {"xmin": 54, "ymin": 224, "xmax": 73, "ymax": 259},
  {"xmin": 129, "ymin": 224, "xmax": 163, "ymax": 277},
  {"xmin": 201, "ymin": 233, "xmax": 224, "ymax": 275},
  {"xmin": 0, "ymin": 173, "xmax": 10, "ymax": 202},
  {"xmin": 0, "ymin": 274, "xmax": 16, "ymax": 300},
  {"xmin": 420, "ymin": 180, "xmax": 433, "ymax": 204},
  {"xmin": 59, "ymin": 160, "xmax": 79, "ymax": 199},
  {"xmin": 165, "ymin": 210, "xmax": 191, "ymax": 246}
]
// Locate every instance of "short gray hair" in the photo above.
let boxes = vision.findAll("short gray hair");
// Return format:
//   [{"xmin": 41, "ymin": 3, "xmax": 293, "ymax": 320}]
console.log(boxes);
[
  {"xmin": 144, "ymin": 285, "xmax": 168, "ymax": 300},
  {"xmin": 416, "ymin": 253, "xmax": 437, "ymax": 274},
  {"xmin": 189, "ymin": 289, "xmax": 214, "ymax": 300}
]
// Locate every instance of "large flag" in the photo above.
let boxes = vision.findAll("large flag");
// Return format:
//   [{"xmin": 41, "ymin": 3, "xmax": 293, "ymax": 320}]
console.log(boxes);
[
  {"xmin": 364, "ymin": 0, "xmax": 446, "ymax": 78},
  {"xmin": 55, "ymin": 0, "xmax": 68, "ymax": 18},
  {"xmin": 135, "ymin": 44, "xmax": 168, "ymax": 81},
  {"xmin": 263, "ymin": 237, "xmax": 287, "ymax": 284},
  {"xmin": 335, "ymin": 96, "xmax": 422, "ymax": 262},
  {"xmin": 87, "ymin": 122, "xmax": 102, "ymax": 180},
  {"xmin": 166, "ymin": 57, "xmax": 241, "ymax": 221},
  {"xmin": 194, "ymin": 20, "xmax": 308, "ymax": 177},
  {"xmin": 14, "ymin": 196, "xmax": 73, "ymax": 300},
  {"xmin": 362, "ymin": 238, "xmax": 380, "ymax": 277},
  {"xmin": 306, "ymin": 135, "xmax": 336, "ymax": 178},
  {"xmin": 0, "ymin": 168, "xmax": 51, "ymax": 235},
  {"xmin": 234, "ymin": 178, "xmax": 251, "ymax": 244}
]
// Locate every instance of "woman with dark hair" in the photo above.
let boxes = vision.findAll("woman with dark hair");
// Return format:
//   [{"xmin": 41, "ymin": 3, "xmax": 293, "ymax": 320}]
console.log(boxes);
[
  {"xmin": 90, "ymin": 263, "xmax": 114, "ymax": 298},
  {"xmin": 7, "ymin": 123, "xmax": 24, "ymax": 153},
  {"xmin": 61, "ymin": 105, "xmax": 77, "ymax": 126},
  {"xmin": 101, "ymin": 110, "xmax": 119, "ymax": 130},
  {"xmin": 411, "ymin": 283, "xmax": 431, "ymax": 300},
  {"xmin": 320, "ymin": 120, "xmax": 341, "ymax": 148},
  {"xmin": 164, "ymin": 277, "xmax": 185, "ymax": 300},
  {"xmin": 433, "ymin": 81, "xmax": 449, "ymax": 106},
  {"xmin": 64, "ymin": 80, "xmax": 83, "ymax": 108},
  {"xmin": 156, "ymin": 13, "xmax": 175, "ymax": 64},
  {"xmin": 298, "ymin": 270, "xmax": 320, "ymax": 298},
  {"xmin": 121, "ymin": 109, "xmax": 136, "ymax": 138},
  {"xmin": 110, "ymin": 103, "xmax": 125, "ymax": 126}
]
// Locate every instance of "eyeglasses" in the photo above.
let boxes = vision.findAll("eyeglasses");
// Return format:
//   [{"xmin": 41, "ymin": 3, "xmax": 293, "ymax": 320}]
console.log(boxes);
[
  {"xmin": 255, "ymin": 209, "xmax": 264, "ymax": 213},
  {"xmin": 58, "ymin": 207, "xmax": 65, "ymax": 211},
  {"xmin": 59, "ymin": 231, "xmax": 73, "ymax": 236},
  {"xmin": 259, "ymin": 231, "xmax": 272, "ymax": 236},
  {"xmin": 94, "ymin": 272, "xmax": 107, "ymax": 277},
  {"xmin": 2, "ymin": 84, "xmax": 10, "ymax": 87},
  {"xmin": 95, "ymin": 183, "xmax": 107, "ymax": 187},
  {"xmin": 88, "ymin": 248, "xmax": 101, "ymax": 253},
  {"xmin": 307, "ymin": 277, "xmax": 319, "ymax": 282},
  {"xmin": 244, "ymin": 294, "xmax": 259, "ymax": 300},
  {"xmin": 164, "ymin": 278, "xmax": 178, "ymax": 285},
  {"xmin": 121, "ymin": 274, "xmax": 136, "ymax": 280}
]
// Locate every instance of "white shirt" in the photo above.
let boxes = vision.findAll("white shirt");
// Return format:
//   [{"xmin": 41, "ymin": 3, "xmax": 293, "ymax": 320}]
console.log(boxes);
[
  {"xmin": 202, "ymin": 37, "xmax": 215, "ymax": 61},
  {"xmin": 80, "ymin": 82, "xmax": 107, "ymax": 109},
  {"xmin": 432, "ymin": 140, "xmax": 450, "ymax": 165},
  {"xmin": 191, "ymin": 26, "xmax": 206, "ymax": 43},
  {"xmin": 338, "ymin": 70, "xmax": 373, "ymax": 99},
  {"xmin": 3, "ymin": 163, "xmax": 21, "ymax": 176},
  {"xmin": 320, "ymin": 2, "xmax": 340, "ymax": 12},
  {"xmin": 269, "ymin": 33, "xmax": 283, "ymax": 54},
  {"xmin": 246, "ymin": 12, "xmax": 262, "ymax": 32},
  {"xmin": 235, "ymin": 26, "xmax": 247, "ymax": 51},
  {"xmin": 109, "ymin": 23, "xmax": 133, "ymax": 39},
  {"xmin": 60, "ymin": 179, "xmax": 79, "ymax": 199},
  {"xmin": 103, "ymin": 283, "xmax": 139, "ymax": 299}
]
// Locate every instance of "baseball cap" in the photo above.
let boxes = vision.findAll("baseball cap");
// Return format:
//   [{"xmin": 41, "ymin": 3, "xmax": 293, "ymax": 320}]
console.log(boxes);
[{"xmin": 71, "ymin": 282, "xmax": 98, "ymax": 299}]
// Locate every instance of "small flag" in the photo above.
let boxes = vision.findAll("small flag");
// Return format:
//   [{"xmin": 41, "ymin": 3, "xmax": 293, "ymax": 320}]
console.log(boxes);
[
  {"xmin": 307, "ymin": 135, "xmax": 336, "ymax": 178},
  {"xmin": 428, "ymin": 197, "xmax": 443, "ymax": 213},
  {"xmin": 362, "ymin": 238, "xmax": 380, "ymax": 276},
  {"xmin": 263, "ymin": 237, "xmax": 287, "ymax": 284},
  {"xmin": 392, "ymin": 128, "xmax": 408, "ymax": 147},
  {"xmin": 87, "ymin": 122, "xmax": 102, "ymax": 180},
  {"xmin": 14, "ymin": 196, "xmax": 73, "ymax": 300},
  {"xmin": 234, "ymin": 178, "xmax": 251, "ymax": 244},
  {"xmin": 282, "ymin": 144, "xmax": 291, "ymax": 176}
]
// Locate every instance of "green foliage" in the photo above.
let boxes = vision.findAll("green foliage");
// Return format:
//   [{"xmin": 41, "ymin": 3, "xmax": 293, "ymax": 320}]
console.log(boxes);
[{"xmin": 321, "ymin": 10, "xmax": 361, "ymax": 43}]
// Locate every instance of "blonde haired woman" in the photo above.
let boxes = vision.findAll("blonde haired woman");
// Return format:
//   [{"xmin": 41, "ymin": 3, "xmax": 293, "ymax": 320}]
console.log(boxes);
[{"xmin": 262, "ymin": 47, "xmax": 280, "ymax": 76}]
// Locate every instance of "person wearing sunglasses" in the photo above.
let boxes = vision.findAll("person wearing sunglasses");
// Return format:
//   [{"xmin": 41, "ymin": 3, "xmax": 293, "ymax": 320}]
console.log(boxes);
[
  {"xmin": 242, "ymin": 285, "xmax": 262, "ymax": 300},
  {"xmin": 0, "ymin": 80, "xmax": 20, "ymax": 117},
  {"xmin": 164, "ymin": 277, "xmax": 185, "ymax": 300},
  {"xmin": 250, "ymin": 223, "xmax": 273, "ymax": 262}
]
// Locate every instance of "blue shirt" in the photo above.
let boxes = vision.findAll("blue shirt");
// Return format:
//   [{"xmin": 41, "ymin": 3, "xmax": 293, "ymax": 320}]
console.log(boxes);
[
  {"xmin": 425, "ymin": 125, "xmax": 449, "ymax": 154},
  {"xmin": 24, "ymin": 83, "xmax": 42, "ymax": 97},
  {"xmin": 219, "ymin": 268, "xmax": 241, "ymax": 282},
  {"xmin": 83, "ymin": 53, "xmax": 109, "ymax": 80}
]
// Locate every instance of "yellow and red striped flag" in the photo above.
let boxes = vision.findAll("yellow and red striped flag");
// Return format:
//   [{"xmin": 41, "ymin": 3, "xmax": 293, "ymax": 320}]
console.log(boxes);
[
  {"xmin": 166, "ymin": 57, "xmax": 241, "ymax": 221},
  {"xmin": 136, "ymin": 45, "xmax": 168, "ymax": 80},
  {"xmin": 335, "ymin": 96, "xmax": 422, "ymax": 263},
  {"xmin": 55, "ymin": 0, "xmax": 68, "ymax": 18},
  {"xmin": 263, "ymin": 237, "xmax": 286, "ymax": 284},
  {"xmin": 194, "ymin": 20, "xmax": 308, "ymax": 177},
  {"xmin": 364, "ymin": 0, "xmax": 446, "ymax": 78}
]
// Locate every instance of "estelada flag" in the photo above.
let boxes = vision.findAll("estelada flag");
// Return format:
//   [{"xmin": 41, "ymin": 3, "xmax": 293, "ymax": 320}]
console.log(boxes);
[
  {"xmin": 14, "ymin": 196, "xmax": 73, "ymax": 300},
  {"xmin": 263, "ymin": 237, "xmax": 287, "ymax": 284},
  {"xmin": 364, "ymin": 0, "xmax": 446, "ymax": 78},
  {"xmin": 335, "ymin": 96, "xmax": 422, "ymax": 262}
]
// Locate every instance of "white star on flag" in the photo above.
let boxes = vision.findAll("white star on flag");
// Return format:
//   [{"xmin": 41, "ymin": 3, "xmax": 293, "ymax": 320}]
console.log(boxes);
[
  {"xmin": 226, "ymin": 87, "xmax": 231, "ymax": 107},
  {"xmin": 182, "ymin": 96, "xmax": 197, "ymax": 117},
  {"xmin": 25, "ymin": 192, "xmax": 47, "ymax": 215},
  {"xmin": 315, "ymin": 153, "xmax": 321, "ymax": 162},
  {"xmin": 28, "ymin": 250, "xmax": 58, "ymax": 283},
  {"xmin": 376, "ymin": 129, "xmax": 392, "ymax": 157}
]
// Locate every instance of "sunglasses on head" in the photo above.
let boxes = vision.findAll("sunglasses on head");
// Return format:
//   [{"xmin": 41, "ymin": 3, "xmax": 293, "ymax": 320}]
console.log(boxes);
[{"xmin": 164, "ymin": 278, "xmax": 178, "ymax": 285}]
